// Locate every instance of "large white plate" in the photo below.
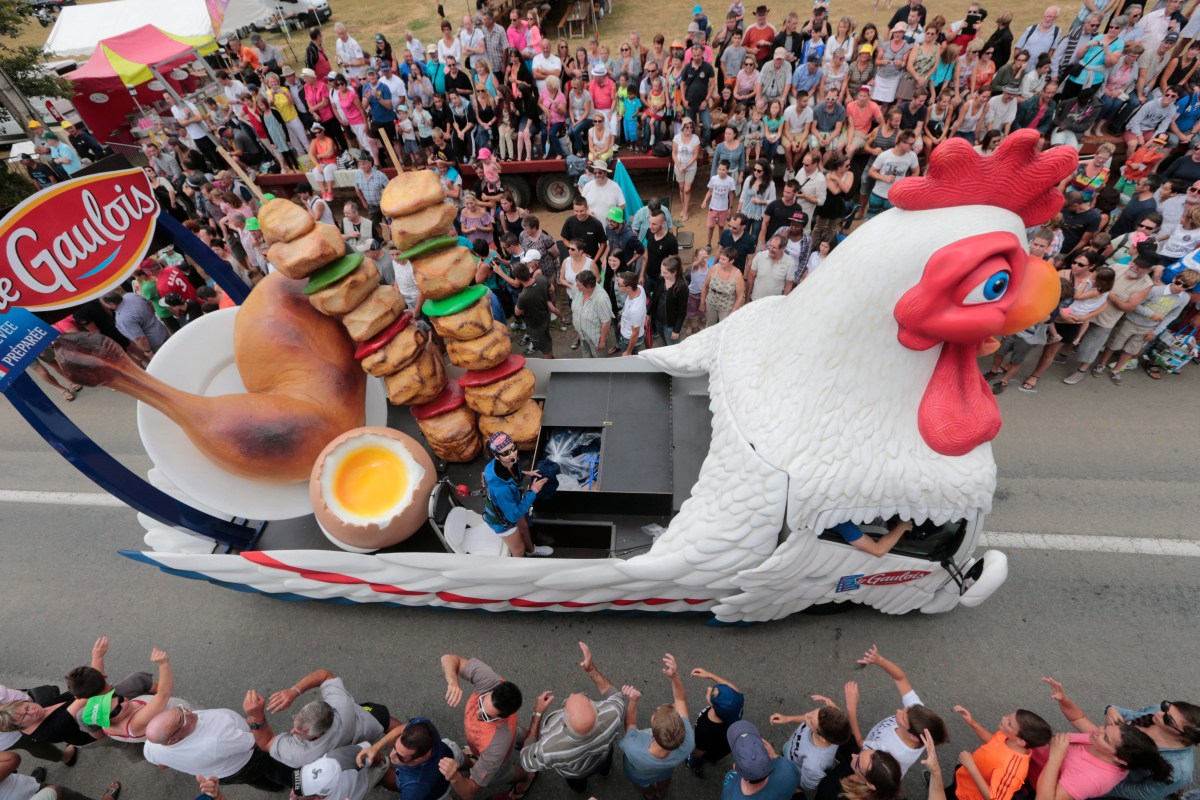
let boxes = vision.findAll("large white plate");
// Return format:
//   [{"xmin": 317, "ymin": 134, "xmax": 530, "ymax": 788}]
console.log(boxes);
[{"xmin": 136, "ymin": 307, "xmax": 387, "ymax": 521}]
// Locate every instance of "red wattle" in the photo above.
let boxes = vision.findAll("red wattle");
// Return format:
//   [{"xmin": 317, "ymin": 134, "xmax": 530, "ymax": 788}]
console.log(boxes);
[{"xmin": 918, "ymin": 342, "xmax": 1002, "ymax": 456}]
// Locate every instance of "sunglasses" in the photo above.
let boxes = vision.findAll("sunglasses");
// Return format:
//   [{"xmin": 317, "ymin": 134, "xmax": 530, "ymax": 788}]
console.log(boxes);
[
  {"xmin": 1138, "ymin": 222, "xmax": 1158, "ymax": 229},
  {"xmin": 1072, "ymin": 260, "xmax": 1090, "ymax": 266},
  {"xmin": 1161, "ymin": 701, "xmax": 1183, "ymax": 731},
  {"xmin": 753, "ymin": 168, "xmax": 764, "ymax": 173},
  {"xmin": 494, "ymin": 446, "xmax": 517, "ymax": 457},
  {"xmin": 1172, "ymin": 279, "xmax": 1195, "ymax": 288},
  {"xmin": 391, "ymin": 745, "xmax": 420, "ymax": 763},
  {"xmin": 478, "ymin": 693, "xmax": 502, "ymax": 722}
]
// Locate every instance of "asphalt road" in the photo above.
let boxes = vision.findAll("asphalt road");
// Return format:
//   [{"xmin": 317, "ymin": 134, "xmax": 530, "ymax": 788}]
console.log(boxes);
[{"xmin": 1, "ymin": 351, "xmax": 1198, "ymax": 800}]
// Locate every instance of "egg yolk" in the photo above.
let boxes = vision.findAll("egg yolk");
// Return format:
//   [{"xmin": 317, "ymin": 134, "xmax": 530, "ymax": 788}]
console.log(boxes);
[{"xmin": 332, "ymin": 445, "xmax": 409, "ymax": 518}]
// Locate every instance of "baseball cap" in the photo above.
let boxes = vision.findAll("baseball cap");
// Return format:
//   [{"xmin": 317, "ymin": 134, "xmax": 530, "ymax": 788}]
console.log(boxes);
[
  {"xmin": 28, "ymin": 119, "xmax": 41, "ymax": 128},
  {"xmin": 789, "ymin": 210, "xmax": 809, "ymax": 225},
  {"xmin": 375, "ymin": 32, "xmax": 385, "ymax": 41},
  {"xmin": 139, "ymin": 257, "xmax": 159, "ymax": 271},
  {"xmin": 61, "ymin": 120, "xmax": 74, "ymax": 128},
  {"xmin": 1152, "ymin": 133, "xmax": 1170, "ymax": 144},
  {"xmin": 80, "ymin": 691, "xmax": 115, "ymax": 728},
  {"xmin": 1003, "ymin": 84, "xmax": 1021, "ymax": 94},
  {"xmin": 245, "ymin": 217, "xmax": 261, "ymax": 232},
  {"xmin": 1166, "ymin": 31, "xmax": 1180, "ymax": 41},
  {"xmin": 693, "ymin": 3, "xmax": 703, "ymax": 13},
  {"xmin": 892, "ymin": 21, "xmax": 909, "ymax": 32},
  {"xmin": 710, "ymin": 684, "xmax": 745, "ymax": 722},
  {"xmin": 806, "ymin": 53, "xmax": 821, "ymax": 63},
  {"xmin": 296, "ymin": 757, "xmax": 344, "ymax": 797},
  {"xmin": 727, "ymin": 720, "xmax": 772, "ymax": 781},
  {"xmin": 520, "ymin": 248, "xmax": 542, "ymax": 264},
  {"xmin": 479, "ymin": 147, "xmax": 492, "ymax": 160},
  {"xmin": 774, "ymin": 47, "xmax": 788, "ymax": 59},
  {"xmin": 859, "ymin": 43, "xmax": 873, "ymax": 53}
]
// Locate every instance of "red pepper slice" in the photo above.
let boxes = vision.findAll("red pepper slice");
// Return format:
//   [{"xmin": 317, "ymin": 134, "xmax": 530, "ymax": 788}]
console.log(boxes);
[
  {"xmin": 410, "ymin": 382, "xmax": 467, "ymax": 420},
  {"xmin": 353, "ymin": 311, "xmax": 413, "ymax": 360},
  {"xmin": 456, "ymin": 354, "xmax": 526, "ymax": 388}
]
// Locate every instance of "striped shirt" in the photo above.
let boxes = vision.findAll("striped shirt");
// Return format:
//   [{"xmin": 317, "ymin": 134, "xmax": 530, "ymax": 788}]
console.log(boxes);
[
  {"xmin": 519, "ymin": 688, "xmax": 627, "ymax": 778},
  {"xmin": 355, "ymin": 168, "xmax": 389, "ymax": 208},
  {"xmin": 571, "ymin": 287, "xmax": 614, "ymax": 348}
]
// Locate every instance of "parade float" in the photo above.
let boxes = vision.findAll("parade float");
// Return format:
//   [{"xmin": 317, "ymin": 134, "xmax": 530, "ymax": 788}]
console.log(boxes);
[{"xmin": 0, "ymin": 131, "xmax": 1078, "ymax": 623}]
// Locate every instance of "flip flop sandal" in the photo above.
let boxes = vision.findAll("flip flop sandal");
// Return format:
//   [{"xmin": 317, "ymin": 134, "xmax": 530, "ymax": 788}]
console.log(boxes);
[
  {"xmin": 1018, "ymin": 379, "xmax": 1038, "ymax": 393},
  {"xmin": 1143, "ymin": 364, "xmax": 1162, "ymax": 380},
  {"xmin": 63, "ymin": 745, "xmax": 78, "ymax": 766},
  {"xmin": 991, "ymin": 381, "xmax": 1008, "ymax": 395},
  {"xmin": 983, "ymin": 369, "xmax": 1003, "ymax": 380},
  {"xmin": 102, "ymin": 781, "xmax": 120, "ymax": 800},
  {"xmin": 508, "ymin": 772, "xmax": 538, "ymax": 800}
]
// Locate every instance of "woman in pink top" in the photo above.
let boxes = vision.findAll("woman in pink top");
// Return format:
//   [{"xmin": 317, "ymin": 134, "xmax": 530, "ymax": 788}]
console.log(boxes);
[
  {"xmin": 332, "ymin": 74, "xmax": 376, "ymax": 163},
  {"xmin": 1032, "ymin": 678, "xmax": 1173, "ymax": 800}
]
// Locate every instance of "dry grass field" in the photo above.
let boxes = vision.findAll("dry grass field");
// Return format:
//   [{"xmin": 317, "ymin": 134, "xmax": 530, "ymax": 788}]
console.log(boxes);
[{"xmin": 25, "ymin": 0, "xmax": 1089, "ymax": 66}]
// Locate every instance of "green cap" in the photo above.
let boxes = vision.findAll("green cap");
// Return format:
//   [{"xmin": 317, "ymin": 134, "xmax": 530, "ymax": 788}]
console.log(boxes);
[
  {"xmin": 80, "ymin": 691, "xmax": 115, "ymax": 728},
  {"xmin": 263, "ymin": 193, "xmax": 277, "ymax": 201},
  {"xmin": 245, "ymin": 217, "xmax": 260, "ymax": 231},
  {"xmin": 606, "ymin": 207, "xmax": 624, "ymax": 223}
]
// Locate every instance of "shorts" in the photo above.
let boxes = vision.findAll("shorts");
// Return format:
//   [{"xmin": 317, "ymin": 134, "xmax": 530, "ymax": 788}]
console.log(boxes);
[
  {"xmin": 1107, "ymin": 318, "xmax": 1155, "ymax": 354},
  {"xmin": 360, "ymin": 701, "xmax": 391, "ymax": 730},
  {"xmin": 707, "ymin": 208, "xmax": 730, "ymax": 228},
  {"xmin": 370, "ymin": 119, "xmax": 397, "ymax": 142},
  {"xmin": 677, "ymin": 162, "xmax": 698, "ymax": 185},
  {"xmin": 849, "ymin": 132, "xmax": 868, "ymax": 150},
  {"xmin": 996, "ymin": 335, "xmax": 1035, "ymax": 365},
  {"xmin": 402, "ymin": 139, "xmax": 420, "ymax": 153},
  {"xmin": 419, "ymin": 135, "xmax": 433, "ymax": 148},
  {"xmin": 686, "ymin": 291, "xmax": 703, "ymax": 319}
]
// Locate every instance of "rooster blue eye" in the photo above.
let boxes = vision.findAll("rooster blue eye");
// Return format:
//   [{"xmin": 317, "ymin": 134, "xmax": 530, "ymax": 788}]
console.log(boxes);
[{"xmin": 962, "ymin": 271, "xmax": 1011, "ymax": 305}]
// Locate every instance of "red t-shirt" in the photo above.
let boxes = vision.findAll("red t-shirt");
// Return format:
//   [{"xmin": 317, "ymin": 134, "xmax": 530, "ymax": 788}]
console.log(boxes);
[
  {"xmin": 846, "ymin": 100, "xmax": 882, "ymax": 134},
  {"xmin": 743, "ymin": 24, "xmax": 778, "ymax": 63},
  {"xmin": 157, "ymin": 267, "xmax": 196, "ymax": 303}
]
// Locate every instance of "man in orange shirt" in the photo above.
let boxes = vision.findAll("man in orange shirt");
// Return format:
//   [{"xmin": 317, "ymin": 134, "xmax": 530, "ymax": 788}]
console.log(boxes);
[
  {"xmin": 950, "ymin": 705, "xmax": 1053, "ymax": 800},
  {"xmin": 843, "ymin": 84, "xmax": 883, "ymax": 161},
  {"xmin": 438, "ymin": 654, "xmax": 524, "ymax": 799}
]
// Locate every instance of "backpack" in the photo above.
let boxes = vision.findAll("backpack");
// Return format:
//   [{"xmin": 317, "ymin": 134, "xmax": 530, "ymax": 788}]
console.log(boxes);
[{"xmin": 1060, "ymin": 92, "xmax": 1102, "ymax": 134}]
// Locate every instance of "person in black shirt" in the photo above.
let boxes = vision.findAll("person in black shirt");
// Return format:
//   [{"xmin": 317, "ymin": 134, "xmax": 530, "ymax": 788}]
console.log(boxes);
[
  {"xmin": 443, "ymin": 57, "xmax": 475, "ymax": 98},
  {"xmin": 427, "ymin": 94, "xmax": 454, "ymax": 141},
  {"xmin": 19, "ymin": 155, "xmax": 57, "ymax": 188},
  {"xmin": 163, "ymin": 293, "xmax": 205, "ymax": 328},
  {"xmin": 1058, "ymin": 191, "xmax": 1102, "ymax": 254},
  {"xmin": 560, "ymin": 195, "xmax": 608, "ymax": 264},
  {"xmin": 513, "ymin": 258, "xmax": 562, "ymax": 357},
  {"xmin": 719, "ymin": 213, "xmax": 758, "ymax": 271},
  {"xmin": 681, "ymin": 45, "xmax": 716, "ymax": 140},
  {"xmin": 1110, "ymin": 176, "xmax": 1161, "ymax": 237},
  {"xmin": 888, "ymin": 0, "xmax": 927, "ymax": 31},
  {"xmin": 72, "ymin": 299, "xmax": 129, "ymax": 349},
  {"xmin": 759, "ymin": 180, "xmax": 801, "ymax": 247},
  {"xmin": 642, "ymin": 210, "xmax": 679, "ymax": 300}
]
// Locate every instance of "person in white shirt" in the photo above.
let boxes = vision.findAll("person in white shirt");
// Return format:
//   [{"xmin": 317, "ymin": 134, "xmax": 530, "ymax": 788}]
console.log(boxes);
[
  {"xmin": 782, "ymin": 92, "xmax": 814, "ymax": 179},
  {"xmin": 701, "ymin": 160, "xmax": 738, "ymax": 248},
  {"xmin": 531, "ymin": 38, "xmax": 562, "ymax": 94},
  {"xmin": 850, "ymin": 645, "xmax": 947, "ymax": 777},
  {"xmin": 867, "ymin": 131, "xmax": 920, "ymax": 216},
  {"xmin": 379, "ymin": 63, "xmax": 407, "ymax": 103},
  {"xmin": 984, "ymin": 86, "xmax": 1021, "ymax": 135},
  {"xmin": 404, "ymin": 31, "xmax": 426, "ymax": 62},
  {"xmin": 617, "ymin": 271, "xmax": 647, "ymax": 355},
  {"xmin": 143, "ymin": 707, "xmax": 291, "ymax": 789},
  {"xmin": 794, "ymin": 152, "xmax": 827, "ymax": 228},
  {"xmin": 580, "ymin": 161, "xmax": 625, "ymax": 227},
  {"xmin": 165, "ymin": 93, "xmax": 218, "ymax": 168},
  {"xmin": 216, "ymin": 71, "xmax": 249, "ymax": 106},
  {"xmin": 334, "ymin": 23, "xmax": 367, "ymax": 79},
  {"xmin": 459, "ymin": 16, "xmax": 486, "ymax": 70}
]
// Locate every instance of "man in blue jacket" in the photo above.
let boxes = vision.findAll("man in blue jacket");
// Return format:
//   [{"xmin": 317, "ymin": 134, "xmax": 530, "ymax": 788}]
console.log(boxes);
[{"xmin": 482, "ymin": 433, "xmax": 553, "ymax": 557}]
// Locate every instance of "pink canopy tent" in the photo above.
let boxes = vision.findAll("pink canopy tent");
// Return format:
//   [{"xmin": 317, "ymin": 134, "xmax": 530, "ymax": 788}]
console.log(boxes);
[{"xmin": 68, "ymin": 25, "xmax": 217, "ymax": 144}]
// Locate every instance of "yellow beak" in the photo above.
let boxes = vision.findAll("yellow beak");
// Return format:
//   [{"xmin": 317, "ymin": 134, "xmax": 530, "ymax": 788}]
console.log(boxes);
[{"xmin": 1000, "ymin": 256, "xmax": 1059, "ymax": 335}]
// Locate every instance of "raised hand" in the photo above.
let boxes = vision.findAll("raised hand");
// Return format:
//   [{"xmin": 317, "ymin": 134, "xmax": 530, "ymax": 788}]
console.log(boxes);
[
  {"xmin": 662, "ymin": 654, "xmax": 678, "ymax": 678},
  {"xmin": 844, "ymin": 680, "xmax": 860, "ymax": 707},
  {"xmin": 920, "ymin": 729, "xmax": 940, "ymax": 770},
  {"xmin": 1049, "ymin": 732, "xmax": 1070, "ymax": 757},
  {"xmin": 769, "ymin": 712, "xmax": 789, "ymax": 725},
  {"xmin": 1042, "ymin": 677, "xmax": 1066, "ymax": 701},
  {"xmin": 534, "ymin": 691, "xmax": 555, "ymax": 713},
  {"xmin": 242, "ymin": 690, "xmax": 265, "ymax": 718},
  {"xmin": 690, "ymin": 667, "xmax": 713, "ymax": 680},
  {"xmin": 954, "ymin": 705, "xmax": 974, "ymax": 724},
  {"xmin": 579, "ymin": 641, "xmax": 594, "ymax": 672},
  {"xmin": 150, "ymin": 647, "xmax": 169, "ymax": 664},
  {"xmin": 811, "ymin": 694, "xmax": 836, "ymax": 707},
  {"xmin": 621, "ymin": 685, "xmax": 642, "ymax": 702},
  {"xmin": 438, "ymin": 756, "xmax": 458, "ymax": 780},
  {"xmin": 195, "ymin": 776, "xmax": 221, "ymax": 800},
  {"xmin": 445, "ymin": 681, "xmax": 463, "ymax": 708},
  {"xmin": 268, "ymin": 686, "xmax": 301, "ymax": 713},
  {"xmin": 93, "ymin": 636, "xmax": 109, "ymax": 660},
  {"xmin": 858, "ymin": 644, "xmax": 882, "ymax": 666}
]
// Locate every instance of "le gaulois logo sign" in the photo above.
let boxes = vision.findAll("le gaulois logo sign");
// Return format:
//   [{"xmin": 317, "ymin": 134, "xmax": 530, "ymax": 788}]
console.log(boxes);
[{"xmin": 0, "ymin": 168, "xmax": 160, "ymax": 312}]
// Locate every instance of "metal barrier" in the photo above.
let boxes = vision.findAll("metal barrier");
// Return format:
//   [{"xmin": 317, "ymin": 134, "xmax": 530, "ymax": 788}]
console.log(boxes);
[{"xmin": 105, "ymin": 142, "xmax": 149, "ymax": 169}]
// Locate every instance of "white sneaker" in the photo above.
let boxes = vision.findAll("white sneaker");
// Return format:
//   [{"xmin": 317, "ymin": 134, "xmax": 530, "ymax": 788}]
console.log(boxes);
[
  {"xmin": 529, "ymin": 545, "xmax": 555, "ymax": 557},
  {"xmin": 783, "ymin": 169, "xmax": 795, "ymax": 181}
]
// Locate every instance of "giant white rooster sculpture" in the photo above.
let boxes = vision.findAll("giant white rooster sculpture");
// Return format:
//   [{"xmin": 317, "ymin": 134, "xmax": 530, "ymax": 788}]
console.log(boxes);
[{"xmin": 127, "ymin": 131, "xmax": 1076, "ymax": 622}]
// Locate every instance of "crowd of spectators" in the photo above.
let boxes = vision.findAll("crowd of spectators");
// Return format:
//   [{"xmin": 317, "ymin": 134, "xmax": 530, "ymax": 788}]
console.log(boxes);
[
  {"xmin": 0, "ymin": 639, "xmax": 1196, "ymax": 800},
  {"xmin": 16, "ymin": 0, "xmax": 1200, "ymax": 396}
]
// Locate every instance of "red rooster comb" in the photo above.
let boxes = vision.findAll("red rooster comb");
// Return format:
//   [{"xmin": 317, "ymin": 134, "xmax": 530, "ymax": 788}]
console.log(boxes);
[{"xmin": 889, "ymin": 129, "xmax": 1079, "ymax": 228}]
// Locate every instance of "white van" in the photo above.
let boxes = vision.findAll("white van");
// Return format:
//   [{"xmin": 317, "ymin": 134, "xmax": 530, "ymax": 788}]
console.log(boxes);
[
  {"xmin": 263, "ymin": 0, "xmax": 333, "ymax": 30},
  {"xmin": 0, "ymin": 60, "xmax": 82, "ymax": 146}
]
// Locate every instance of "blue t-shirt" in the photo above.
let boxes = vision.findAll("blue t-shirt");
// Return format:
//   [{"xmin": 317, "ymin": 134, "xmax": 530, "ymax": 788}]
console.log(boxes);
[
  {"xmin": 721, "ymin": 757, "xmax": 802, "ymax": 799},
  {"xmin": 394, "ymin": 718, "xmax": 453, "ymax": 800},
  {"xmin": 363, "ymin": 82, "xmax": 398, "ymax": 123},
  {"xmin": 1175, "ymin": 92, "xmax": 1200, "ymax": 133},
  {"xmin": 49, "ymin": 142, "xmax": 82, "ymax": 176},
  {"xmin": 832, "ymin": 521, "xmax": 863, "ymax": 543},
  {"xmin": 620, "ymin": 717, "xmax": 695, "ymax": 786}
]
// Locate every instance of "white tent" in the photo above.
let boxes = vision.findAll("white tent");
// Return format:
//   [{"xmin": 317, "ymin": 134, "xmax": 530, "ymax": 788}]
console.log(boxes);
[{"xmin": 46, "ymin": 0, "xmax": 278, "ymax": 58}]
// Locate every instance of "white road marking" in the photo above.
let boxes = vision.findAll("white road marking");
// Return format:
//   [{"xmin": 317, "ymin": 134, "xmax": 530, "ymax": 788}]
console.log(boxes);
[
  {"xmin": 0, "ymin": 490, "xmax": 124, "ymax": 507},
  {"xmin": 981, "ymin": 531, "xmax": 1200, "ymax": 558},
  {"xmin": 1, "ymin": 491, "xmax": 1197, "ymax": 558}
]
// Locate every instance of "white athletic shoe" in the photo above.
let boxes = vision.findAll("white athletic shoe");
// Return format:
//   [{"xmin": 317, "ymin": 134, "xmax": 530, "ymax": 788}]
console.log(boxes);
[{"xmin": 530, "ymin": 545, "xmax": 555, "ymax": 557}]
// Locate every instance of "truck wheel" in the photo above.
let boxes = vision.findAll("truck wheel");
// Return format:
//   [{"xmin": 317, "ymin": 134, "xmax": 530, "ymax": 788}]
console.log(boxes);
[
  {"xmin": 500, "ymin": 176, "xmax": 531, "ymax": 208},
  {"xmin": 536, "ymin": 173, "xmax": 574, "ymax": 212}
]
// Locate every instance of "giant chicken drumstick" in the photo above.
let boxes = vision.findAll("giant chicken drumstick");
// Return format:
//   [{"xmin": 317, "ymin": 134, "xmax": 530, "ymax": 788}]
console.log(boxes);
[{"xmin": 54, "ymin": 274, "xmax": 365, "ymax": 482}]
